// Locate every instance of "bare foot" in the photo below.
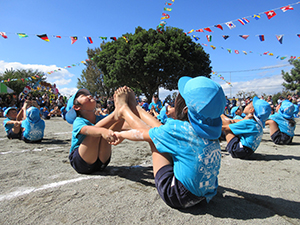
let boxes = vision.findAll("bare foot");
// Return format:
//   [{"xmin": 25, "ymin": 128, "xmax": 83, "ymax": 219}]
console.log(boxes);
[
  {"xmin": 114, "ymin": 86, "xmax": 129, "ymax": 120},
  {"xmin": 126, "ymin": 87, "xmax": 139, "ymax": 114}
]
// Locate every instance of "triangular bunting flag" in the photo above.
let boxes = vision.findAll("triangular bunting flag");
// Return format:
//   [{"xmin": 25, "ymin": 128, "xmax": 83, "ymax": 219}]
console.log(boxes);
[
  {"xmin": 281, "ymin": 5, "xmax": 293, "ymax": 12},
  {"xmin": 276, "ymin": 35, "xmax": 283, "ymax": 44},
  {"xmin": 238, "ymin": 18, "xmax": 250, "ymax": 25},
  {"xmin": 196, "ymin": 29, "xmax": 204, "ymax": 32},
  {"xmin": 70, "ymin": 36, "xmax": 78, "ymax": 44},
  {"xmin": 214, "ymin": 25, "xmax": 223, "ymax": 30},
  {"xmin": 225, "ymin": 21, "xmax": 236, "ymax": 29},
  {"xmin": 37, "ymin": 34, "xmax": 50, "ymax": 42},
  {"xmin": 85, "ymin": 37, "xmax": 93, "ymax": 44},
  {"xmin": 99, "ymin": 37, "xmax": 107, "ymax": 40},
  {"xmin": 206, "ymin": 35, "xmax": 212, "ymax": 42},
  {"xmin": 253, "ymin": 14, "xmax": 261, "ymax": 20},
  {"xmin": 297, "ymin": 34, "xmax": 300, "ymax": 38},
  {"xmin": 204, "ymin": 27, "xmax": 212, "ymax": 32},
  {"xmin": 17, "ymin": 33, "xmax": 28, "ymax": 38},
  {"xmin": 0, "ymin": 32, "xmax": 8, "ymax": 39},
  {"xmin": 239, "ymin": 35, "xmax": 249, "ymax": 40},
  {"xmin": 259, "ymin": 35, "xmax": 265, "ymax": 41},
  {"xmin": 265, "ymin": 10, "xmax": 276, "ymax": 19},
  {"xmin": 110, "ymin": 37, "xmax": 117, "ymax": 41},
  {"xmin": 222, "ymin": 35, "xmax": 229, "ymax": 40}
]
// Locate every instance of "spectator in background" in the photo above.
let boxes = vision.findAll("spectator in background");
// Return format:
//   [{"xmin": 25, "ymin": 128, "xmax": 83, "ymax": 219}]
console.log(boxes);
[
  {"xmin": 231, "ymin": 97, "xmax": 237, "ymax": 108},
  {"xmin": 267, "ymin": 95, "xmax": 274, "ymax": 114},
  {"xmin": 148, "ymin": 94, "xmax": 162, "ymax": 114}
]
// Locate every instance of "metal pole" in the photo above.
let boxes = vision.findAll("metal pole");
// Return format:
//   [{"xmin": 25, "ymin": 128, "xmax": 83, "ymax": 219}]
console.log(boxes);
[{"xmin": 230, "ymin": 72, "xmax": 232, "ymax": 98}]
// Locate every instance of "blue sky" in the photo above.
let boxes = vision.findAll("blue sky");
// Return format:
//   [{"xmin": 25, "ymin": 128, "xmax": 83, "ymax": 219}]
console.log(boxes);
[{"xmin": 1, "ymin": 0, "xmax": 299, "ymax": 99}]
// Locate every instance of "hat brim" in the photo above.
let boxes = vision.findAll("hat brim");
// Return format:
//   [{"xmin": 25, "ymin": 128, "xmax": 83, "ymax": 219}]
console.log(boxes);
[{"xmin": 178, "ymin": 76, "xmax": 192, "ymax": 98}]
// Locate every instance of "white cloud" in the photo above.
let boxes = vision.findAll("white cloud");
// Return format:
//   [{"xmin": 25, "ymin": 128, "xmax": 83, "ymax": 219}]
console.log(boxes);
[
  {"xmin": 159, "ymin": 87, "xmax": 178, "ymax": 101},
  {"xmin": 59, "ymin": 87, "xmax": 78, "ymax": 98},
  {"xmin": 221, "ymin": 74, "xmax": 285, "ymax": 97},
  {"xmin": 52, "ymin": 78, "xmax": 72, "ymax": 86},
  {"xmin": 0, "ymin": 60, "xmax": 74, "ymax": 83}
]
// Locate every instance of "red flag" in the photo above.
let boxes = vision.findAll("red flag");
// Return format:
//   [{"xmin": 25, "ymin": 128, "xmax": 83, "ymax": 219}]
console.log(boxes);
[
  {"xmin": 0, "ymin": 32, "xmax": 8, "ymax": 39},
  {"xmin": 265, "ymin": 10, "xmax": 276, "ymax": 19},
  {"xmin": 234, "ymin": 50, "xmax": 239, "ymax": 54},
  {"xmin": 53, "ymin": 35, "xmax": 61, "ymax": 38},
  {"xmin": 281, "ymin": 5, "xmax": 293, "ymax": 12},
  {"xmin": 263, "ymin": 51, "xmax": 269, "ymax": 55},
  {"xmin": 70, "ymin": 36, "xmax": 78, "ymax": 44},
  {"xmin": 37, "ymin": 34, "xmax": 50, "ymax": 42},
  {"xmin": 204, "ymin": 27, "xmax": 212, "ymax": 32},
  {"xmin": 214, "ymin": 25, "xmax": 223, "ymax": 30},
  {"xmin": 196, "ymin": 29, "xmax": 204, "ymax": 32}
]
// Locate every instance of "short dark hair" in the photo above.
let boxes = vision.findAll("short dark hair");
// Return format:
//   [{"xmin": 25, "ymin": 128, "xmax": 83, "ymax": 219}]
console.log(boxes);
[
  {"xmin": 175, "ymin": 93, "xmax": 189, "ymax": 122},
  {"xmin": 153, "ymin": 94, "xmax": 158, "ymax": 98}
]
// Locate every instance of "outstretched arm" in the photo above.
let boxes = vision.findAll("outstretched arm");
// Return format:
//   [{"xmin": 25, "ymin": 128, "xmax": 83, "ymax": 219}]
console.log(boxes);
[{"xmin": 110, "ymin": 128, "xmax": 151, "ymax": 145}]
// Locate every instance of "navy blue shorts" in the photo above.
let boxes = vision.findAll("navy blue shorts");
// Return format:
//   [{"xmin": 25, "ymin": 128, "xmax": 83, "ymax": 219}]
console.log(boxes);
[
  {"xmin": 69, "ymin": 147, "xmax": 110, "ymax": 174},
  {"xmin": 155, "ymin": 164, "xmax": 205, "ymax": 209},
  {"xmin": 21, "ymin": 133, "xmax": 42, "ymax": 143},
  {"xmin": 271, "ymin": 130, "xmax": 293, "ymax": 145},
  {"xmin": 7, "ymin": 129, "xmax": 21, "ymax": 140},
  {"xmin": 226, "ymin": 136, "xmax": 253, "ymax": 159}
]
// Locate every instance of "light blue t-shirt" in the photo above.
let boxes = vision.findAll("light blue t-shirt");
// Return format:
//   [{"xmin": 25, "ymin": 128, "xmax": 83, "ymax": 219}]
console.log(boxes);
[
  {"xmin": 148, "ymin": 101, "xmax": 162, "ymax": 113},
  {"xmin": 149, "ymin": 118, "xmax": 221, "ymax": 202},
  {"xmin": 70, "ymin": 115, "xmax": 106, "ymax": 154},
  {"xmin": 233, "ymin": 115, "xmax": 244, "ymax": 120},
  {"xmin": 3, "ymin": 118, "xmax": 14, "ymax": 134},
  {"xmin": 269, "ymin": 113, "xmax": 295, "ymax": 137},
  {"xmin": 21, "ymin": 118, "xmax": 45, "ymax": 141},
  {"xmin": 229, "ymin": 119, "xmax": 263, "ymax": 151}
]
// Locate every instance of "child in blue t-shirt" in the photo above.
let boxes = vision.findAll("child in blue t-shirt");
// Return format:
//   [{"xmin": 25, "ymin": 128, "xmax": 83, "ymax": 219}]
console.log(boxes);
[
  {"xmin": 222, "ymin": 97, "xmax": 271, "ymax": 159},
  {"xmin": 110, "ymin": 76, "xmax": 226, "ymax": 209},
  {"xmin": 265, "ymin": 100, "xmax": 296, "ymax": 145},
  {"xmin": 230, "ymin": 106, "xmax": 244, "ymax": 120},
  {"xmin": 3, "ymin": 107, "xmax": 22, "ymax": 139},
  {"xmin": 21, "ymin": 106, "xmax": 45, "ymax": 143},
  {"xmin": 66, "ymin": 88, "xmax": 123, "ymax": 174}
]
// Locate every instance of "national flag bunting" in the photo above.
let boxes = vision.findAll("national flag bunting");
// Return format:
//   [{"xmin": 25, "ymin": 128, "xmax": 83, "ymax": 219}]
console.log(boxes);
[
  {"xmin": 225, "ymin": 21, "xmax": 236, "ymax": 29},
  {"xmin": 53, "ymin": 35, "xmax": 61, "ymax": 38},
  {"xmin": 165, "ymin": 2, "xmax": 173, "ymax": 6},
  {"xmin": 204, "ymin": 27, "xmax": 212, "ymax": 32},
  {"xmin": 222, "ymin": 35, "xmax": 229, "ymax": 40},
  {"xmin": 210, "ymin": 45, "xmax": 216, "ymax": 50},
  {"xmin": 265, "ymin": 10, "xmax": 276, "ymax": 19},
  {"xmin": 227, "ymin": 49, "xmax": 232, "ymax": 53},
  {"xmin": 206, "ymin": 35, "xmax": 212, "ymax": 42},
  {"xmin": 196, "ymin": 29, "xmax": 204, "ymax": 32},
  {"xmin": 85, "ymin": 37, "xmax": 93, "ymax": 44},
  {"xmin": 99, "ymin": 37, "xmax": 107, "ymax": 40},
  {"xmin": 297, "ymin": 34, "xmax": 300, "ymax": 38},
  {"xmin": 259, "ymin": 35, "xmax": 265, "ymax": 41},
  {"xmin": 0, "ymin": 32, "xmax": 8, "ymax": 39},
  {"xmin": 253, "ymin": 14, "xmax": 261, "ymax": 20},
  {"xmin": 122, "ymin": 36, "xmax": 129, "ymax": 43},
  {"xmin": 237, "ymin": 18, "xmax": 250, "ymax": 25},
  {"xmin": 214, "ymin": 25, "xmax": 223, "ymax": 30},
  {"xmin": 239, "ymin": 35, "xmax": 249, "ymax": 40},
  {"xmin": 17, "ymin": 33, "xmax": 28, "ymax": 38},
  {"xmin": 281, "ymin": 5, "xmax": 294, "ymax": 12},
  {"xmin": 37, "ymin": 34, "xmax": 50, "ymax": 42},
  {"xmin": 187, "ymin": 29, "xmax": 194, "ymax": 34},
  {"xmin": 242, "ymin": 51, "xmax": 247, "ymax": 55},
  {"xmin": 276, "ymin": 35, "xmax": 283, "ymax": 44},
  {"xmin": 70, "ymin": 36, "xmax": 78, "ymax": 44},
  {"xmin": 234, "ymin": 50, "xmax": 239, "ymax": 54},
  {"xmin": 192, "ymin": 35, "xmax": 200, "ymax": 41},
  {"xmin": 164, "ymin": 7, "xmax": 172, "ymax": 11},
  {"xmin": 263, "ymin": 51, "xmax": 269, "ymax": 55},
  {"xmin": 110, "ymin": 37, "xmax": 117, "ymax": 41}
]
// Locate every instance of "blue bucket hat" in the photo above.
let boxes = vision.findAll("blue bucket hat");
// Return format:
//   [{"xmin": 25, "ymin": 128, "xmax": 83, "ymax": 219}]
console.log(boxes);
[
  {"xmin": 65, "ymin": 88, "xmax": 91, "ymax": 124},
  {"xmin": 26, "ymin": 107, "xmax": 41, "ymax": 123},
  {"xmin": 4, "ymin": 107, "xmax": 17, "ymax": 117},
  {"xmin": 230, "ymin": 106, "xmax": 240, "ymax": 117},
  {"xmin": 278, "ymin": 100, "xmax": 295, "ymax": 119},
  {"xmin": 178, "ymin": 76, "xmax": 226, "ymax": 139},
  {"xmin": 252, "ymin": 96, "xmax": 271, "ymax": 127}
]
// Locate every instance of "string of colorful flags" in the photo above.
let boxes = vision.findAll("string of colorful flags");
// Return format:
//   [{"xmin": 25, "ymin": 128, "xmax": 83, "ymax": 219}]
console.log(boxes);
[
  {"xmin": 211, "ymin": 71, "xmax": 232, "ymax": 86},
  {"xmin": 186, "ymin": 1, "xmax": 300, "ymax": 35},
  {"xmin": 0, "ymin": 31, "xmax": 128, "ymax": 45},
  {"xmin": 157, "ymin": 0, "xmax": 175, "ymax": 33},
  {"xmin": 198, "ymin": 42, "xmax": 300, "ymax": 60},
  {"xmin": 191, "ymin": 34, "xmax": 300, "ymax": 44}
]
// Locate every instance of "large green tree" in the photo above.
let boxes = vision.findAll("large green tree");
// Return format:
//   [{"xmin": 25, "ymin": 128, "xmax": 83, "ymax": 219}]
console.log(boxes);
[
  {"xmin": 94, "ymin": 26, "xmax": 211, "ymax": 100},
  {"xmin": 77, "ymin": 48, "xmax": 113, "ymax": 97},
  {"xmin": 0, "ymin": 68, "xmax": 46, "ymax": 95},
  {"xmin": 282, "ymin": 59, "xmax": 300, "ymax": 94}
]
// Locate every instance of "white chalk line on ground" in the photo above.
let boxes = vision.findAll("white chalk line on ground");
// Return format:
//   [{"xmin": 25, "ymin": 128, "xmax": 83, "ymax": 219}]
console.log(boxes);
[
  {"xmin": 53, "ymin": 132, "xmax": 72, "ymax": 135},
  {"xmin": 0, "ymin": 146, "xmax": 63, "ymax": 155},
  {"xmin": 0, "ymin": 176, "xmax": 104, "ymax": 202}
]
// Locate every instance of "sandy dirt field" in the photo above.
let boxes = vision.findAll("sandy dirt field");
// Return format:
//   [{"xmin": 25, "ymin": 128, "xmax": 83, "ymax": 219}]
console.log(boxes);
[{"xmin": 0, "ymin": 117, "xmax": 299, "ymax": 224}]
